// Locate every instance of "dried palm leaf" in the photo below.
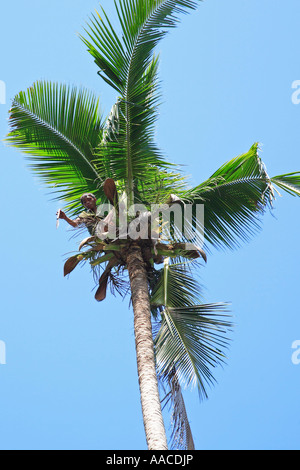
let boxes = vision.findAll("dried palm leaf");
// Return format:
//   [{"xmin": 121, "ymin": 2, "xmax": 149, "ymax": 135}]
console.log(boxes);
[
  {"xmin": 95, "ymin": 274, "xmax": 109, "ymax": 301},
  {"xmin": 94, "ymin": 257, "xmax": 119, "ymax": 301},
  {"xmin": 78, "ymin": 236, "xmax": 96, "ymax": 251},
  {"xmin": 63, "ymin": 255, "xmax": 82, "ymax": 276},
  {"xmin": 162, "ymin": 369, "xmax": 195, "ymax": 451},
  {"xmin": 103, "ymin": 178, "xmax": 118, "ymax": 207}
]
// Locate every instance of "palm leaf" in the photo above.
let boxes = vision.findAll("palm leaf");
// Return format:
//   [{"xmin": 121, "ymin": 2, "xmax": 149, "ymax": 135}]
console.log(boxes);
[
  {"xmin": 91, "ymin": 56, "xmax": 174, "ymax": 206},
  {"xmin": 161, "ymin": 369, "xmax": 195, "ymax": 450},
  {"xmin": 81, "ymin": 0, "xmax": 199, "ymax": 92},
  {"xmin": 155, "ymin": 302, "xmax": 232, "ymax": 398},
  {"xmin": 81, "ymin": 0, "xmax": 200, "ymax": 205},
  {"xmin": 270, "ymin": 172, "xmax": 300, "ymax": 197},
  {"xmin": 182, "ymin": 144, "xmax": 300, "ymax": 251},
  {"xmin": 182, "ymin": 143, "xmax": 274, "ymax": 250},
  {"xmin": 151, "ymin": 259, "xmax": 232, "ymax": 397},
  {"xmin": 151, "ymin": 259, "xmax": 203, "ymax": 309},
  {"xmin": 5, "ymin": 81, "xmax": 106, "ymax": 215}
]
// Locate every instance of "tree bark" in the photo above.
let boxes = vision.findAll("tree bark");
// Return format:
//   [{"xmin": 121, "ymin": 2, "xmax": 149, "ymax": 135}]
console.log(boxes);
[{"xmin": 127, "ymin": 244, "xmax": 168, "ymax": 450}]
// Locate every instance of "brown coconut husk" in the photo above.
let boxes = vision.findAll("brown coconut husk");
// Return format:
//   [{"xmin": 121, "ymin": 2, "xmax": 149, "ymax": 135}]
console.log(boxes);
[
  {"xmin": 64, "ymin": 255, "xmax": 81, "ymax": 276},
  {"xmin": 94, "ymin": 273, "xmax": 109, "ymax": 301},
  {"xmin": 94, "ymin": 257, "xmax": 119, "ymax": 302},
  {"xmin": 103, "ymin": 178, "xmax": 118, "ymax": 207}
]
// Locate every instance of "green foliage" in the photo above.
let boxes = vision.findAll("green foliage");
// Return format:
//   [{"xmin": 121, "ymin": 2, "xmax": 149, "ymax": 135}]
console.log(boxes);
[
  {"xmin": 5, "ymin": 82, "xmax": 105, "ymax": 214},
  {"xmin": 151, "ymin": 259, "xmax": 231, "ymax": 398},
  {"xmin": 182, "ymin": 143, "xmax": 300, "ymax": 251},
  {"xmin": 80, "ymin": 0, "xmax": 199, "ymax": 206}
]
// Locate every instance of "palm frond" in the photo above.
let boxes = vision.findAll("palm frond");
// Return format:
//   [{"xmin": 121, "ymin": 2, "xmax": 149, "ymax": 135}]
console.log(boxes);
[
  {"xmin": 81, "ymin": 0, "xmax": 200, "ymax": 205},
  {"xmin": 271, "ymin": 172, "xmax": 300, "ymax": 197},
  {"xmin": 151, "ymin": 258, "xmax": 203, "ymax": 309},
  {"xmin": 161, "ymin": 369, "xmax": 195, "ymax": 450},
  {"xmin": 155, "ymin": 302, "xmax": 232, "ymax": 399},
  {"xmin": 91, "ymin": 56, "xmax": 176, "ymax": 206},
  {"xmin": 182, "ymin": 143, "xmax": 275, "ymax": 250},
  {"xmin": 81, "ymin": 0, "xmax": 199, "ymax": 92},
  {"xmin": 151, "ymin": 259, "xmax": 232, "ymax": 398},
  {"xmin": 5, "ymin": 81, "xmax": 105, "ymax": 215},
  {"xmin": 181, "ymin": 144, "xmax": 300, "ymax": 251}
]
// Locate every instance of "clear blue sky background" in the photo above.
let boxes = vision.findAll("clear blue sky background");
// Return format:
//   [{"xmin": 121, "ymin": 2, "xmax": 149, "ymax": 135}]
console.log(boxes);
[{"xmin": 0, "ymin": 0, "xmax": 300, "ymax": 450}]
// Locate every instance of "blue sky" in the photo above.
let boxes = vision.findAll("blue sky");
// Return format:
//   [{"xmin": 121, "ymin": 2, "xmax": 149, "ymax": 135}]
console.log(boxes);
[{"xmin": 0, "ymin": 0, "xmax": 300, "ymax": 450}]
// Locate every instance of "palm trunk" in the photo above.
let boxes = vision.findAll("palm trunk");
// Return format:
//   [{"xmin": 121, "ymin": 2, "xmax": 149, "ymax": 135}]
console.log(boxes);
[{"xmin": 127, "ymin": 244, "xmax": 168, "ymax": 450}]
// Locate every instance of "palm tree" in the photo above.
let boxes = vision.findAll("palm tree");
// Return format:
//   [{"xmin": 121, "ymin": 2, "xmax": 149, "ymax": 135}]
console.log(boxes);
[{"xmin": 5, "ymin": 0, "xmax": 300, "ymax": 450}]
